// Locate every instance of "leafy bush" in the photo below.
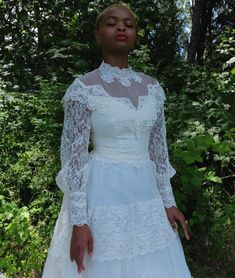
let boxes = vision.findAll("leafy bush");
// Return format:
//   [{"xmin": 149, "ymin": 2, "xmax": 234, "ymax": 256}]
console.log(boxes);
[
  {"xmin": 164, "ymin": 30, "xmax": 235, "ymax": 276},
  {"xmin": 0, "ymin": 79, "xmax": 64, "ymax": 277}
]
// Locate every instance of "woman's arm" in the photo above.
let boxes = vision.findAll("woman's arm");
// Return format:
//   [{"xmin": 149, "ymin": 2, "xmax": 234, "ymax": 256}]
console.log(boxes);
[
  {"xmin": 56, "ymin": 89, "xmax": 91, "ymax": 226},
  {"xmin": 148, "ymin": 99, "xmax": 177, "ymax": 208},
  {"xmin": 56, "ymin": 80, "xmax": 94, "ymax": 273},
  {"xmin": 148, "ymin": 84, "xmax": 190, "ymax": 240}
]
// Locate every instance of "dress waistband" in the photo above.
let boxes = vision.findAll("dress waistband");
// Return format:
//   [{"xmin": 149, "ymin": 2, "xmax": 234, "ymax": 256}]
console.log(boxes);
[{"xmin": 90, "ymin": 148, "xmax": 150, "ymax": 162}]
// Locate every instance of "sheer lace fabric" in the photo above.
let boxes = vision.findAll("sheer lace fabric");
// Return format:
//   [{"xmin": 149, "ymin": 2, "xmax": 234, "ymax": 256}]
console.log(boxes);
[
  {"xmin": 56, "ymin": 99, "xmax": 91, "ymax": 226},
  {"xmin": 149, "ymin": 107, "xmax": 177, "ymax": 207}
]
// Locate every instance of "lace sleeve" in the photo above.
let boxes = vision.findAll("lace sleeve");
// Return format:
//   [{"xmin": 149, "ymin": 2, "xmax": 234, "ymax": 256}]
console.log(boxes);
[
  {"xmin": 55, "ymin": 79, "xmax": 91, "ymax": 227},
  {"xmin": 148, "ymin": 87, "xmax": 177, "ymax": 208}
]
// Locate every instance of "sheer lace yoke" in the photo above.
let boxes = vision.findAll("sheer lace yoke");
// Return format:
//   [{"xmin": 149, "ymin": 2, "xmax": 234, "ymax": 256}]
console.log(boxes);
[
  {"xmin": 76, "ymin": 61, "xmax": 161, "ymax": 111},
  {"xmin": 74, "ymin": 81, "xmax": 159, "ymax": 111}
]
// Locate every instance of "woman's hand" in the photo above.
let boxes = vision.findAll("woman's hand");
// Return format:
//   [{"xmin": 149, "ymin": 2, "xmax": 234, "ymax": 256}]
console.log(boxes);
[
  {"xmin": 70, "ymin": 224, "xmax": 93, "ymax": 273},
  {"xmin": 165, "ymin": 206, "xmax": 190, "ymax": 240}
]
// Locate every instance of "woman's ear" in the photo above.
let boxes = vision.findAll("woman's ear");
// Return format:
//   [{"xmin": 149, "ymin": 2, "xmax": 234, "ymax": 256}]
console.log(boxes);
[{"xmin": 95, "ymin": 30, "xmax": 101, "ymax": 44}]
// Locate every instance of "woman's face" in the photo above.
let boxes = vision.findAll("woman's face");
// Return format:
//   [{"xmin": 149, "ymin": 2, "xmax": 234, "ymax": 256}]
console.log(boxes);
[{"xmin": 95, "ymin": 7, "xmax": 136, "ymax": 54}]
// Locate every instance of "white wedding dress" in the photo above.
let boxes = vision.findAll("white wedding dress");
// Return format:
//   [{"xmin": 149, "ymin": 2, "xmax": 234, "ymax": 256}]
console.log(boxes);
[{"xmin": 42, "ymin": 61, "xmax": 192, "ymax": 278}]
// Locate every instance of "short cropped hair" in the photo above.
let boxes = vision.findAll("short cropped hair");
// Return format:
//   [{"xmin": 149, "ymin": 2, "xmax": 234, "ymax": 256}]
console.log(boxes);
[{"xmin": 95, "ymin": 3, "xmax": 137, "ymax": 30}]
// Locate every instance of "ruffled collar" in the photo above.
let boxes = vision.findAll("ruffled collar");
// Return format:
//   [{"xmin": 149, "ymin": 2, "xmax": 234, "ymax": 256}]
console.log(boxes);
[{"xmin": 99, "ymin": 61, "xmax": 142, "ymax": 86}]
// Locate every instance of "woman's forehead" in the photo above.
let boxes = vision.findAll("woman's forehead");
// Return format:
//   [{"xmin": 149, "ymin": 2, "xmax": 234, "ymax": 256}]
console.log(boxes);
[{"xmin": 102, "ymin": 7, "xmax": 135, "ymax": 21}]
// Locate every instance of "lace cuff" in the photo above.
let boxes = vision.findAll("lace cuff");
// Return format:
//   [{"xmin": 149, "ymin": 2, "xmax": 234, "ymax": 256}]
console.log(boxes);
[{"xmin": 156, "ymin": 169, "xmax": 176, "ymax": 208}]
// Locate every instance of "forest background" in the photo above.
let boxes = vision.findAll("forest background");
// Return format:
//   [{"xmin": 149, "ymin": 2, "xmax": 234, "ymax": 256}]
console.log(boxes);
[{"xmin": 0, "ymin": 0, "xmax": 234, "ymax": 277}]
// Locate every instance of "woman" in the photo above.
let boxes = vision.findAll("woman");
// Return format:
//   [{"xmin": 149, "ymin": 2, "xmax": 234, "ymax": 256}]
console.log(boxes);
[{"xmin": 42, "ymin": 3, "xmax": 192, "ymax": 277}]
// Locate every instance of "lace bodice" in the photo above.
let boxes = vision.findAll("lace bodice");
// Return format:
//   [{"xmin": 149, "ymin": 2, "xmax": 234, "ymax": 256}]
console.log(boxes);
[{"xmin": 55, "ymin": 61, "xmax": 177, "ymax": 227}]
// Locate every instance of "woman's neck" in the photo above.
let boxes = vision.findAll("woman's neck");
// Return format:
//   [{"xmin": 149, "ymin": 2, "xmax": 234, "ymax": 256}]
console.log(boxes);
[{"xmin": 102, "ymin": 53, "xmax": 129, "ymax": 69}]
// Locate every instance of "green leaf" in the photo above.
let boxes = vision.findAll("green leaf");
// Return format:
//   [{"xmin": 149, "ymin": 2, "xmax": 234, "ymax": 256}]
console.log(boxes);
[
  {"xmin": 206, "ymin": 171, "xmax": 223, "ymax": 183},
  {"xmin": 231, "ymin": 68, "xmax": 235, "ymax": 75}
]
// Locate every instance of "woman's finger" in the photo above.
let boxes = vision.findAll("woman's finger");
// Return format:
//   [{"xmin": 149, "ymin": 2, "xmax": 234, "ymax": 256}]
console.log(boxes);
[
  {"xmin": 77, "ymin": 247, "xmax": 86, "ymax": 273},
  {"xmin": 170, "ymin": 221, "xmax": 178, "ymax": 232},
  {"xmin": 87, "ymin": 237, "xmax": 93, "ymax": 256},
  {"xmin": 178, "ymin": 215, "xmax": 190, "ymax": 240},
  {"xmin": 70, "ymin": 238, "xmax": 75, "ymax": 262}
]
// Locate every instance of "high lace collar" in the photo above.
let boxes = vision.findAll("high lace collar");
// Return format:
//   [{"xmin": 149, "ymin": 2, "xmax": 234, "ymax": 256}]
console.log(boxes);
[{"xmin": 99, "ymin": 61, "xmax": 142, "ymax": 86}]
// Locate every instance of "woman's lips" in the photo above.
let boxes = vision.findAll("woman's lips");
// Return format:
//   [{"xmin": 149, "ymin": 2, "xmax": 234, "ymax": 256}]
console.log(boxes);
[{"xmin": 115, "ymin": 35, "xmax": 128, "ymax": 41}]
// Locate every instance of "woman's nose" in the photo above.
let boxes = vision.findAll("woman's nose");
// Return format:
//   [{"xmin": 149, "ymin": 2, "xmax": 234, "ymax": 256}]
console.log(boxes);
[{"xmin": 117, "ymin": 22, "xmax": 126, "ymax": 31}]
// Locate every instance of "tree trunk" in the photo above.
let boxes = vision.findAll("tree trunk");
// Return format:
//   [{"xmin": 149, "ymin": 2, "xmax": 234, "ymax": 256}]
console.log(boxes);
[{"xmin": 187, "ymin": 0, "xmax": 216, "ymax": 65}]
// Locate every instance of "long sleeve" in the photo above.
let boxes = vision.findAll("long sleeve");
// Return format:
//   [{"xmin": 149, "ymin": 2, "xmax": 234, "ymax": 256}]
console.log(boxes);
[
  {"xmin": 148, "ymin": 90, "xmax": 177, "ymax": 208},
  {"xmin": 55, "ymin": 81, "xmax": 91, "ymax": 227}
]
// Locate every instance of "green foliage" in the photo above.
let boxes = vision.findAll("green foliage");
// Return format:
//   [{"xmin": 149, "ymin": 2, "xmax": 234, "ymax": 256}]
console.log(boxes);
[
  {"xmin": 0, "ymin": 195, "xmax": 43, "ymax": 276},
  {"xmin": 0, "ymin": 79, "xmax": 64, "ymax": 277},
  {"xmin": 0, "ymin": 0, "xmax": 183, "ymax": 91},
  {"xmin": 129, "ymin": 45, "xmax": 156, "ymax": 75},
  {"xmin": 163, "ymin": 28, "xmax": 235, "ymax": 277},
  {"xmin": 0, "ymin": 193, "xmax": 60, "ymax": 277}
]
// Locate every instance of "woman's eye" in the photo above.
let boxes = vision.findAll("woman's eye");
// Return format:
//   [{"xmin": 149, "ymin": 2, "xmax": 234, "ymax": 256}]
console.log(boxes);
[
  {"xmin": 125, "ymin": 22, "xmax": 134, "ymax": 28},
  {"xmin": 105, "ymin": 21, "xmax": 134, "ymax": 28}
]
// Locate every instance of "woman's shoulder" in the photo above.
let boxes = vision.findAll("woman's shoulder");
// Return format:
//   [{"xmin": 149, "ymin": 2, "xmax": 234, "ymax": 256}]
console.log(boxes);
[
  {"xmin": 134, "ymin": 70, "xmax": 166, "ymax": 102},
  {"xmin": 65, "ymin": 67, "xmax": 100, "ymax": 89},
  {"xmin": 132, "ymin": 70, "xmax": 159, "ymax": 85},
  {"xmin": 62, "ymin": 68, "xmax": 101, "ymax": 106},
  {"xmin": 79, "ymin": 68, "xmax": 100, "ymax": 85}
]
